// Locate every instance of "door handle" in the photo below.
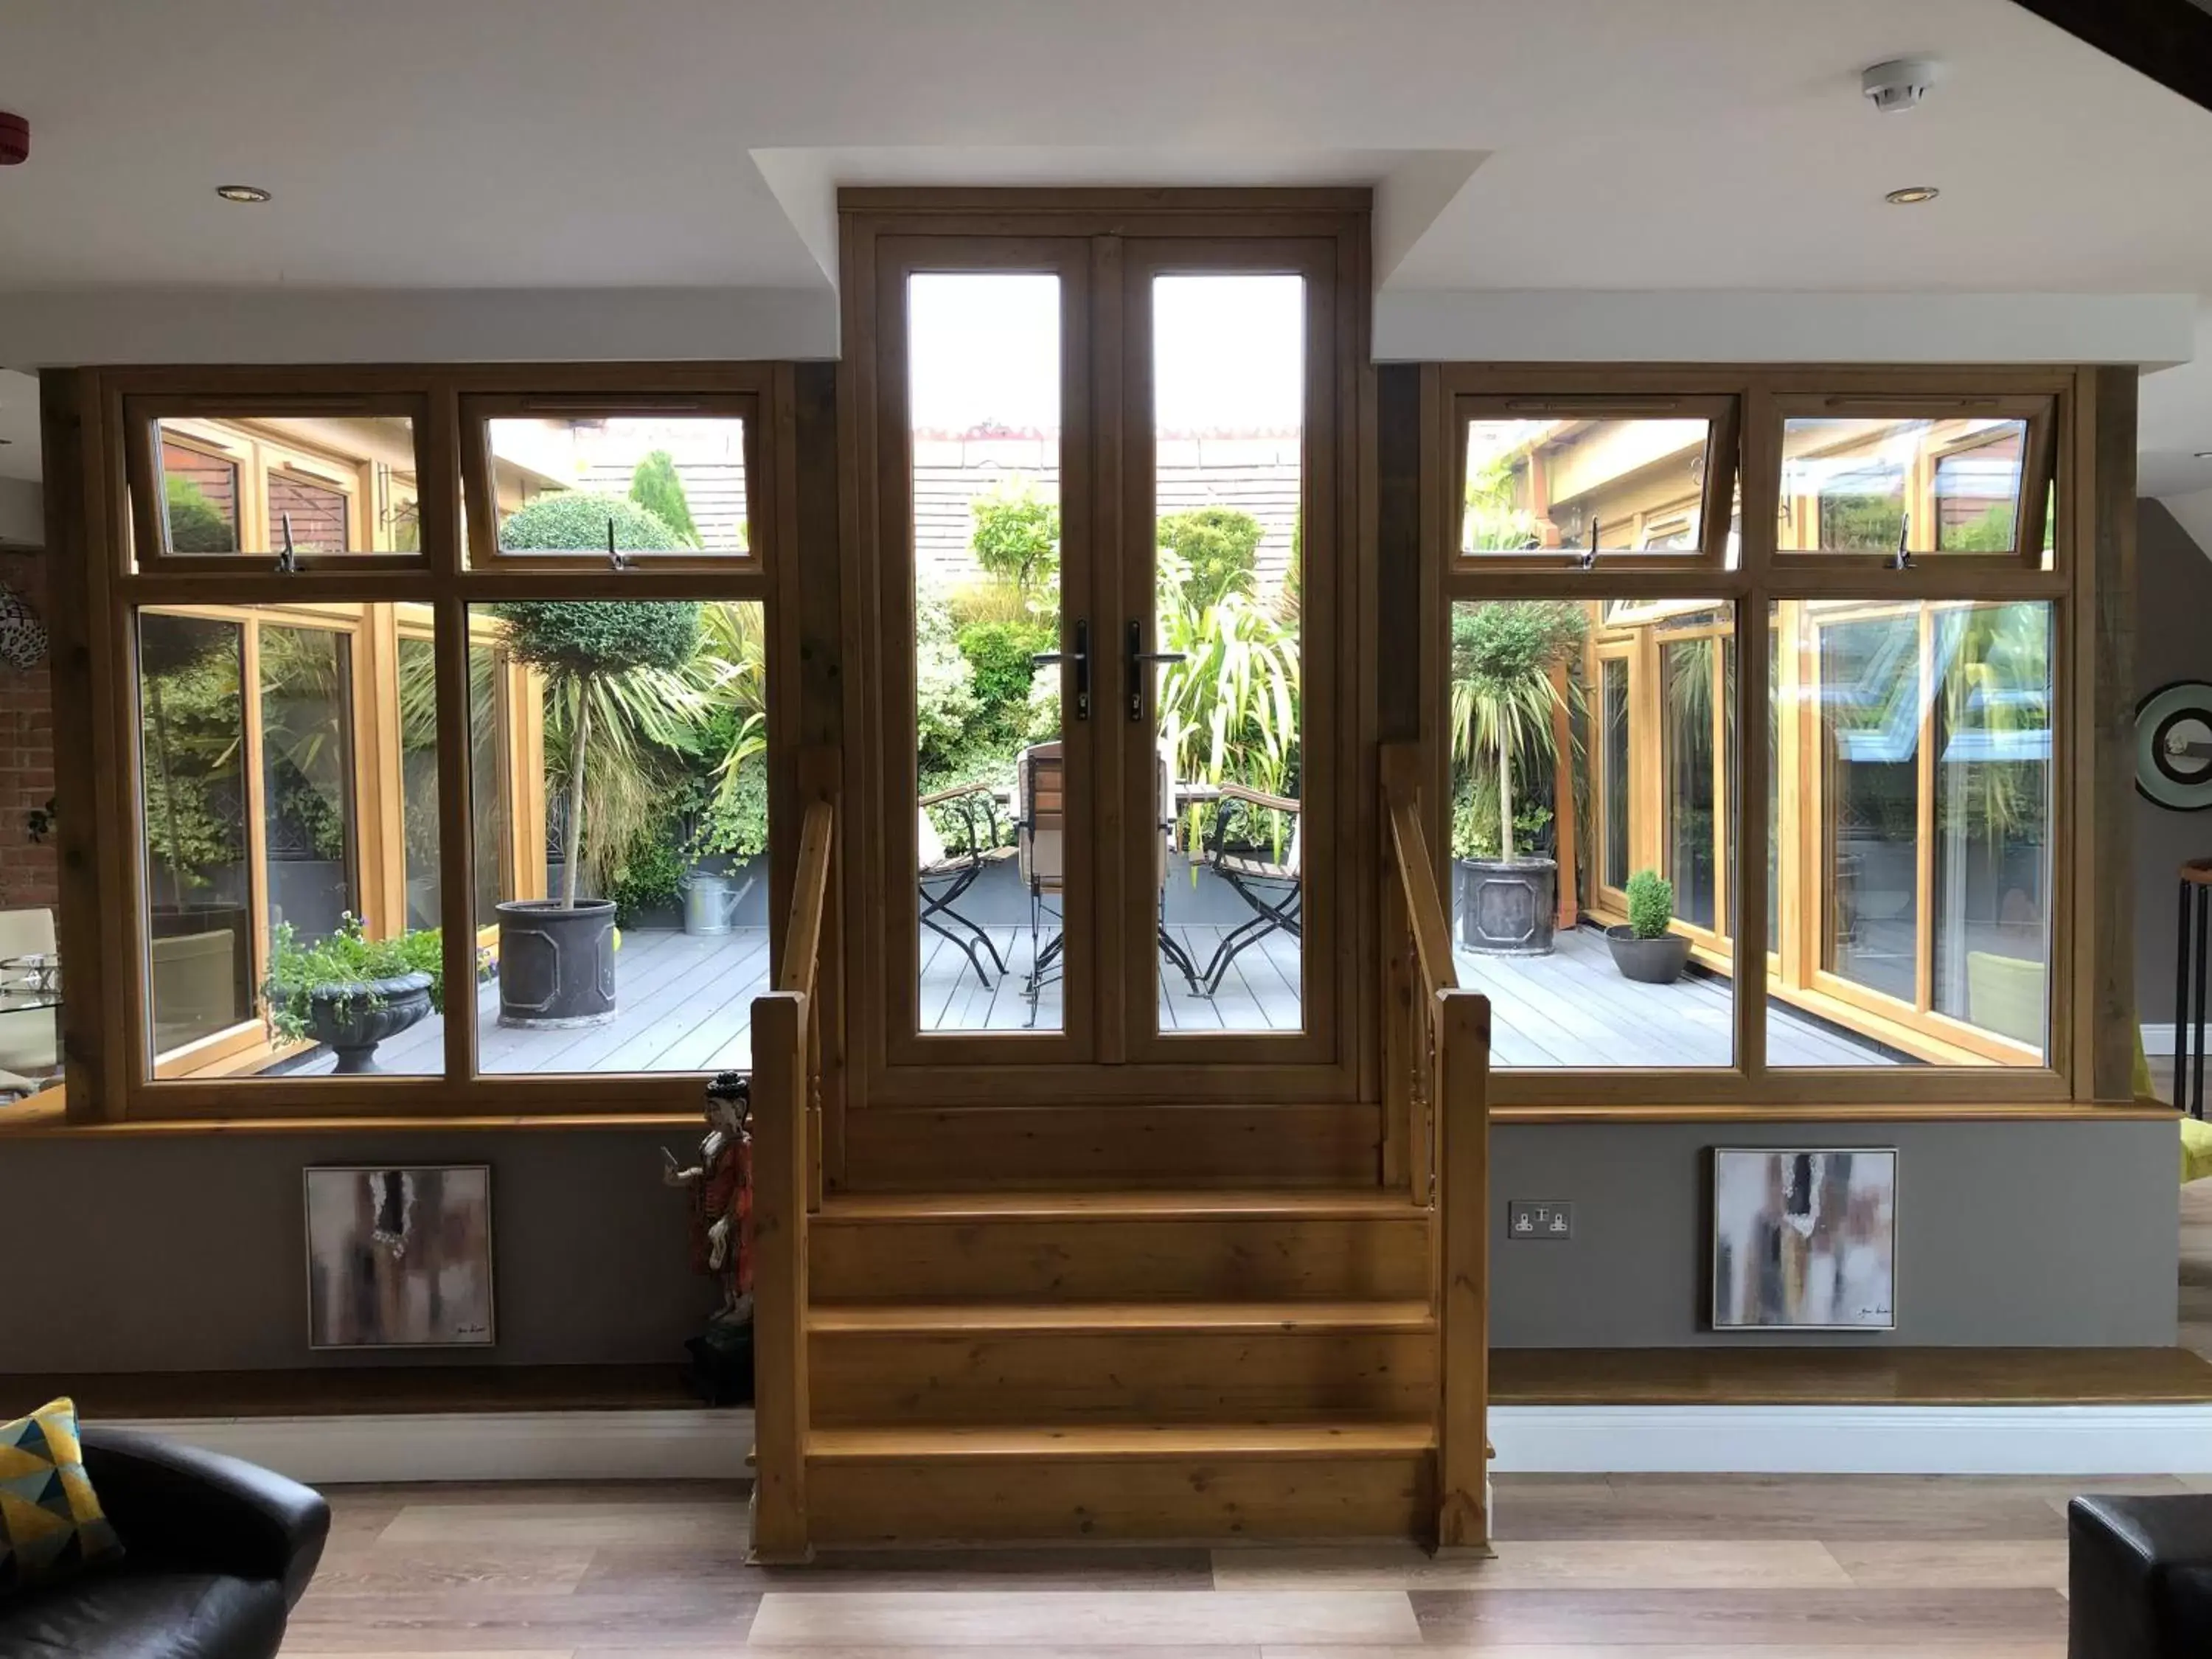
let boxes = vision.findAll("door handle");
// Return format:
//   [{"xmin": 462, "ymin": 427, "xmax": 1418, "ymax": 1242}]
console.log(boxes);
[
  {"xmin": 1030, "ymin": 618, "xmax": 1089, "ymax": 720},
  {"xmin": 1126, "ymin": 619, "xmax": 1187, "ymax": 723}
]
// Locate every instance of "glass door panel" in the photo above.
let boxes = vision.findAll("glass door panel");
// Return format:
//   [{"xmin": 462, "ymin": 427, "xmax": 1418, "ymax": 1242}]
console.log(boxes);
[
  {"xmin": 1147, "ymin": 272, "xmax": 1307, "ymax": 1035},
  {"xmin": 907, "ymin": 270, "xmax": 1077, "ymax": 1037}
]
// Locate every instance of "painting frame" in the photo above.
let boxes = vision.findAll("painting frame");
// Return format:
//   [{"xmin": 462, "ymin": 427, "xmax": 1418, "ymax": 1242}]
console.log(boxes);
[
  {"xmin": 302, "ymin": 1164, "xmax": 497, "ymax": 1351},
  {"xmin": 1710, "ymin": 1146, "xmax": 1898, "ymax": 1333}
]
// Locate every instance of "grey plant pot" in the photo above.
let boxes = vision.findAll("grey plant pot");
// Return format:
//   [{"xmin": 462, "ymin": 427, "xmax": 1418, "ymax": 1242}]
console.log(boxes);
[
  {"xmin": 497, "ymin": 899, "xmax": 618, "ymax": 1028},
  {"xmin": 1606, "ymin": 925, "xmax": 1693, "ymax": 985},
  {"xmin": 1454, "ymin": 858, "xmax": 1557, "ymax": 956},
  {"xmin": 306, "ymin": 972, "xmax": 434, "ymax": 1074}
]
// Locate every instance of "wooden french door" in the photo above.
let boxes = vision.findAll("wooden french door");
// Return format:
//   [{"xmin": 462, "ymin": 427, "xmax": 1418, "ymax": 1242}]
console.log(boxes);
[{"xmin": 841, "ymin": 198, "xmax": 1368, "ymax": 1108}]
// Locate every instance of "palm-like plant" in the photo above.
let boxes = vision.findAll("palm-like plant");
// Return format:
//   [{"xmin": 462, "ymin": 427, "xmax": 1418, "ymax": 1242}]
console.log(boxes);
[
  {"xmin": 1449, "ymin": 602, "xmax": 1587, "ymax": 863},
  {"xmin": 1155, "ymin": 546, "xmax": 1301, "ymax": 855}
]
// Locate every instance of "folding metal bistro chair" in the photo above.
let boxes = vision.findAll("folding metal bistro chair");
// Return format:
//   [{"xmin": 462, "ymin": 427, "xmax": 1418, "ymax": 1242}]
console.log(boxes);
[
  {"xmin": 917, "ymin": 782, "xmax": 1012, "ymax": 989},
  {"xmin": 1014, "ymin": 742, "xmax": 1065, "ymax": 1023},
  {"xmin": 1197, "ymin": 784, "xmax": 1303, "ymax": 996}
]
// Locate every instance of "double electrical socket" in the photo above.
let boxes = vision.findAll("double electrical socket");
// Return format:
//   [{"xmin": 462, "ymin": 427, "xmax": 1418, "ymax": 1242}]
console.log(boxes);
[{"xmin": 1506, "ymin": 1199, "xmax": 1573, "ymax": 1240}]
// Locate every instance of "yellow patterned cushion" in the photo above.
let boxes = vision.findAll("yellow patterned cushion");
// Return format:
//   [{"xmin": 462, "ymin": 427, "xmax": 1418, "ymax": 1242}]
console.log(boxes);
[{"xmin": 0, "ymin": 1398, "xmax": 122, "ymax": 1596}]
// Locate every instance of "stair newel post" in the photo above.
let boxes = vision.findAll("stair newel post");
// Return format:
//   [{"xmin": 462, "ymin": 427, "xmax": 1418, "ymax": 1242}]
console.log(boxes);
[
  {"xmin": 748, "ymin": 989, "xmax": 813, "ymax": 1563},
  {"xmin": 1433, "ymin": 987, "xmax": 1492, "ymax": 1551}
]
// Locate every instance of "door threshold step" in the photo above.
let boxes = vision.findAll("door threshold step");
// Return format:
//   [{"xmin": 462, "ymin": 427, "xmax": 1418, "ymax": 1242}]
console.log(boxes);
[
  {"xmin": 816, "ymin": 1188, "xmax": 1426, "ymax": 1222},
  {"xmin": 811, "ymin": 1301, "xmax": 1435, "ymax": 1335},
  {"xmin": 808, "ymin": 1422, "xmax": 1436, "ymax": 1461}
]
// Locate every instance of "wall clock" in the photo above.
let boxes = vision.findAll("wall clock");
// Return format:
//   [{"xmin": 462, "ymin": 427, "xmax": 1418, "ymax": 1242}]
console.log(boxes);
[{"xmin": 2136, "ymin": 680, "xmax": 2212, "ymax": 811}]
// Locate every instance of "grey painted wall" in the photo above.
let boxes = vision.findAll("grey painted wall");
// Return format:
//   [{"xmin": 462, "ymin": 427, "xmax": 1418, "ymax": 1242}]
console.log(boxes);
[
  {"xmin": 0, "ymin": 1129, "xmax": 706, "ymax": 1373},
  {"xmin": 0, "ymin": 1113, "xmax": 2177, "ymax": 1372},
  {"xmin": 2137, "ymin": 499, "xmax": 2212, "ymax": 1032},
  {"xmin": 1491, "ymin": 1119, "xmax": 2178, "ymax": 1348}
]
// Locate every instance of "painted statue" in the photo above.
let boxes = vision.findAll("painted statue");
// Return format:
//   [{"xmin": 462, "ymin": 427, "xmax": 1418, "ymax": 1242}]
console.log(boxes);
[{"xmin": 662, "ymin": 1071, "xmax": 756, "ymax": 1402}]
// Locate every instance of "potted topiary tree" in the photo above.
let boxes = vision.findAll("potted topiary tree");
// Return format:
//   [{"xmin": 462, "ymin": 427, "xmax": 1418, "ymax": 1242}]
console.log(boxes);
[
  {"xmin": 1449, "ymin": 600, "xmax": 1585, "ymax": 954},
  {"xmin": 1607, "ymin": 868, "xmax": 1693, "ymax": 984},
  {"xmin": 490, "ymin": 494, "xmax": 701, "ymax": 1027}
]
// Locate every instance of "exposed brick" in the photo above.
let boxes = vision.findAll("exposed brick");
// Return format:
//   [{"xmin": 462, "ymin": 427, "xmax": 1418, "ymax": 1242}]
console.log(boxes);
[{"xmin": 0, "ymin": 550, "xmax": 58, "ymax": 913}]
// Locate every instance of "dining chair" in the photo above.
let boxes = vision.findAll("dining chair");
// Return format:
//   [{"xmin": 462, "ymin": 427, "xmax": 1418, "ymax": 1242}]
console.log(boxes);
[
  {"xmin": 1197, "ymin": 785, "xmax": 1303, "ymax": 995},
  {"xmin": 1015, "ymin": 741, "xmax": 1065, "ymax": 1020},
  {"xmin": 917, "ymin": 782, "xmax": 1012, "ymax": 989}
]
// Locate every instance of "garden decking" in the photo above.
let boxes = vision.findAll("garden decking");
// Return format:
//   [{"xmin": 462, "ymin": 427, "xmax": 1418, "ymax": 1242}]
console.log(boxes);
[{"xmin": 321, "ymin": 918, "xmax": 1887, "ymax": 1074}]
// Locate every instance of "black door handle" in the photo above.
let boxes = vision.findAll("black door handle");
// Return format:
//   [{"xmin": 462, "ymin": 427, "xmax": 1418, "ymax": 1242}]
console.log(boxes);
[
  {"xmin": 1126, "ymin": 619, "xmax": 1187, "ymax": 723},
  {"xmin": 1031, "ymin": 618, "xmax": 1089, "ymax": 720}
]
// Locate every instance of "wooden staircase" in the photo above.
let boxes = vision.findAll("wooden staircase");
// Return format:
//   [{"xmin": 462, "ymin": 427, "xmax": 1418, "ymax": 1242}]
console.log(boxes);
[
  {"xmin": 801, "ymin": 1189, "xmax": 1439, "ymax": 1545},
  {"xmin": 748, "ymin": 749, "xmax": 1489, "ymax": 1555}
]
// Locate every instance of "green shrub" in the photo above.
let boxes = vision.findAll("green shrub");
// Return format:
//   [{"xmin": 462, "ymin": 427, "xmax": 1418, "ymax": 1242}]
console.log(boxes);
[
  {"xmin": 264, "ymin": 916, "xmax": 444, "ymax": 1041},
  {"xmin": 1625, "ymin": 869, "xmax": 1674, "ymax": 940},
  {"xmin": 970, "ymin": 484, "xmax": 1060, "ymax": 595},
  {"xmin": 490, "ymin": 599, "xmax": 702, "ymax": 680},
  {"xmin": 164, "ymin": 475, "xmax": 237, "ymax": 553},
  {"xmin": 627, "ymin": 451, "xmax": 701, "ymax": 549},
  {"xmin": 1450, "ymin": 777, "xmax": 1553, "ymax": 863},
  {"xmin": 687, "ymin": 761, "xmax": 770, "ymax": 862},
  {"xmin": 1158, "ymin": 507, "xmax": 1264, "ymax": 605},
  {"xmin": 500, "ymin": 490, "xmax": 687, "ymax": 556},
  {"xmin": 958, "ymin": 619, "xmax": 1054, "ymax": 709},
  {"xmin": 610, "ymin": 828, "xmax": 685, "ymax": 923}
]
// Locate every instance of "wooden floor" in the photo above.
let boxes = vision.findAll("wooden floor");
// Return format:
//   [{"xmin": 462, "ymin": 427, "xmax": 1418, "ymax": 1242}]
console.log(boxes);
[
  {"xmin": 1455, "ymin": 925, "xmax": 1891, "ymax": 1068},
  {"xmin": 922, "ymin": 921, "xmax": 1305, "ymax": 1034},
  {"xmin": 278, "ymin": 1472, "xmax": 2212, "ymax": 1655}
]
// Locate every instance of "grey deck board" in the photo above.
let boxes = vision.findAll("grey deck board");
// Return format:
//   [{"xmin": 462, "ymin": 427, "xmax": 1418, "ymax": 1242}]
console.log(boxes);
[{"xmin": 300, "ymin": 917, "xmax": 1888, "ymax": 1077}]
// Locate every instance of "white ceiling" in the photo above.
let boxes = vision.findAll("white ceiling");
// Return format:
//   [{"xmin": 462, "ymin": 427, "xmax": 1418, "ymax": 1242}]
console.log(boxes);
[{"xmin": 1, "ymin": 0, "xmax": 2211, "ymax": 495}]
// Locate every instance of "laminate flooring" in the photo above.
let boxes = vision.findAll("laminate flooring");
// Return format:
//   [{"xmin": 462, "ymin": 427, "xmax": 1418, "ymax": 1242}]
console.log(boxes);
[{"xmin": 274, "ymin": 1471, "xmax": 2212, "ymax": 1655}]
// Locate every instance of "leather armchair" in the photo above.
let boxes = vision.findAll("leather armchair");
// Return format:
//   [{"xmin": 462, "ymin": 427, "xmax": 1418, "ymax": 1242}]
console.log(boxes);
[
  {"xmin": 2070, "ymin": 1494, "xmax": 2212, "ymax": 1659},
  {"xmin": 0, "ymin": 1428, "xmax": 329, "ymax": 1659}
]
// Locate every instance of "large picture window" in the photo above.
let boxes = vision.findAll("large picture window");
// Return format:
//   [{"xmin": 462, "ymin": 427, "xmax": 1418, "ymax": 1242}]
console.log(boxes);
[
  {"xmin": 88, "ymin": 371, "xmax": 788, "ymax": 1116},
  {"xmin": 1439, "ymin": 370, "xmax": 2079, "ymax": 1103}
]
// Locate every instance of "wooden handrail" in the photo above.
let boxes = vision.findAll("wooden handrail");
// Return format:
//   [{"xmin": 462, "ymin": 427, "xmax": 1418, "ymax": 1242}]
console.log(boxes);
[
  {"xmin": 748, "ymin": 990, "xmax": 812, "ymax": 1563},
  {"xmin": 777, "ymin": 797, "xmax": 835, "ymax": 1001},
  {"xmin": 1386, "ymin": 787, "xmax": 1459, "ymax": 1000},
  {"xmin": 751, "ymin": 763, "xmax": 837, "ymax": 1564},
  {"xmin": 1379, "ymin": 743, "xmax": 1490, "ymax": 1551}
]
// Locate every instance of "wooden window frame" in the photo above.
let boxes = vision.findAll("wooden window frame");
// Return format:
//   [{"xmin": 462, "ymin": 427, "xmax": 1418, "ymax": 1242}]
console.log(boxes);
[
  {"xmin": 1450, "ymin": 392, "xmax": 1742, "ymax": 574},
  {"xmin": 125, "ymin": 394, "xmax": 429, "ymax": 573},
  {"xmin": 1771, "ymin": 392, "xmax": 2059, "ymax": 574},
  {"xmin": 1430, "ymin": 364, "xmax": 2119, "ymax": 1113},
  {"xmin": 459, "ymin": 392, "xmax": 763, "ymax": 573},
  {"xmin": 53, "ymin": 364, "xmax": 801, "ymax": 1124}
]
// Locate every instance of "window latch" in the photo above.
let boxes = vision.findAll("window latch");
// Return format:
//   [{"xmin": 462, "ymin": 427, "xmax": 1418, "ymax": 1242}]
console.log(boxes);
[
  {"xmin": 1890, "ymin": 512, "xmax": 1914, "ymax": 572},
  {"xmin": 1576, "ymin": 517, "xmax": 1599, "ymax": 571},
  {"xmin": 273, "ymin": 512, "xmax": 300, "ymax": 575},
  {"xmin": 607, "ymin": 518, "xmax": 633, "ymax": 572}
]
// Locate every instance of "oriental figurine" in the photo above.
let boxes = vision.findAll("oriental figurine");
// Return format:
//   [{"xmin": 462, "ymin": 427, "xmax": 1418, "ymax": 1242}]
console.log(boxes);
[{"xmin": 661, "ymin": 1070, "xmax": 754, "ymax": 1404}]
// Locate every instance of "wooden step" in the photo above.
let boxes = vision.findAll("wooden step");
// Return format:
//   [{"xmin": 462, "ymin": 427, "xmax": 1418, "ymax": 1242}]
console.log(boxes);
[
  {"xmin": 811, "ymin": 1189, "xmax": 1431, "ymax": 1304},
  {"xmin": 806, "ymin": 1423, "xmax": 1435, "ymax": 1544},
  {"xmin": 811, "ymin": 1300, "xmax": 1436, "ymax": 1427}
]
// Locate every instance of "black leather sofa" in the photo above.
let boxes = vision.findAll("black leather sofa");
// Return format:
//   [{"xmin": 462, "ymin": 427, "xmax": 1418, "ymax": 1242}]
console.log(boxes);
[
  {"xmin": 2070, "ymin": 1493, "xmax": 2212, "ymax": 1658},
  {"xmin": 0, "ymin": 1427, "xmax": 329, "ymax": 1659}
]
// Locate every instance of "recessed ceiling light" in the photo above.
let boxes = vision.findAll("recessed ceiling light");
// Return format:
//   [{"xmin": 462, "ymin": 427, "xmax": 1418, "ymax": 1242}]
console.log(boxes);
[
  {"xmin": 215, "ymin": 184, "xmax": 271, "ymax": 204},
  {"xmin": 1884, "ymin": 185, "xmax": 1940, "ymax": 206}
]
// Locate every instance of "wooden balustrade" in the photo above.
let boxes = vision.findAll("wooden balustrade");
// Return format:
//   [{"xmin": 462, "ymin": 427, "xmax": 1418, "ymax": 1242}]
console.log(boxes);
[
  {"xmin": 748, "ymin": 788, "xmax": 836, "ymax": 1564},
  {"xmin": 1380, "ymin": 742, "xmax": 1493, "ymax": 1551}
]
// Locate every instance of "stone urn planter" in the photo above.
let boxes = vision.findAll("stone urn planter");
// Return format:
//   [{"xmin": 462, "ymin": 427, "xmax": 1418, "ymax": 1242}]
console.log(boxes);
[
  {"xmin": 306, "ymin": 971, "xmax": 434, "ymax": 1074},
  {"xmin": 496, "ymin": 899, "xmax": 618, "ymax": 1028},
  {"xmin": 1454, "ymin": 857, "xmax": 1558, "ymax": 955},
  {"xmin": 1605, "ymin": 925, "xmax": 1693, "ymax": 984}
]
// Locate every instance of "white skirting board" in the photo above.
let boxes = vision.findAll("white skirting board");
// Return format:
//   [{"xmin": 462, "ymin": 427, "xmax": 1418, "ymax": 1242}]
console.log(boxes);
[
  {"xmin": 114, "ymin": 1402, "xmax": 2212, "ymax": 1484},
  {"xmin": 1490, "ymin": 1404, "xmax": 2212, "ymax": 1476},
  {"xmin": 114, "ymin": 1408, "xmax": 755, "ymax": 1486},
  {"xmin": 2146, "ymin": 1022, "xmax": 2177, "ymax": 1057}
]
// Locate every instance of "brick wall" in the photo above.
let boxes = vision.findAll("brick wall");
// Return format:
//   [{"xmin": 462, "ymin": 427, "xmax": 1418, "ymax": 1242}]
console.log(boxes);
[{"xmin": 0, "ymin": 549, "xmax": 56, "ymax": 913}]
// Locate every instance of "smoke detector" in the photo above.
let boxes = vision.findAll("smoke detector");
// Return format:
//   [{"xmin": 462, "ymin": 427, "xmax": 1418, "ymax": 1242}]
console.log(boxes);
[{"xmin": 1862, "ymin": 58, "xmax": 1941, "ymax": 113}]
